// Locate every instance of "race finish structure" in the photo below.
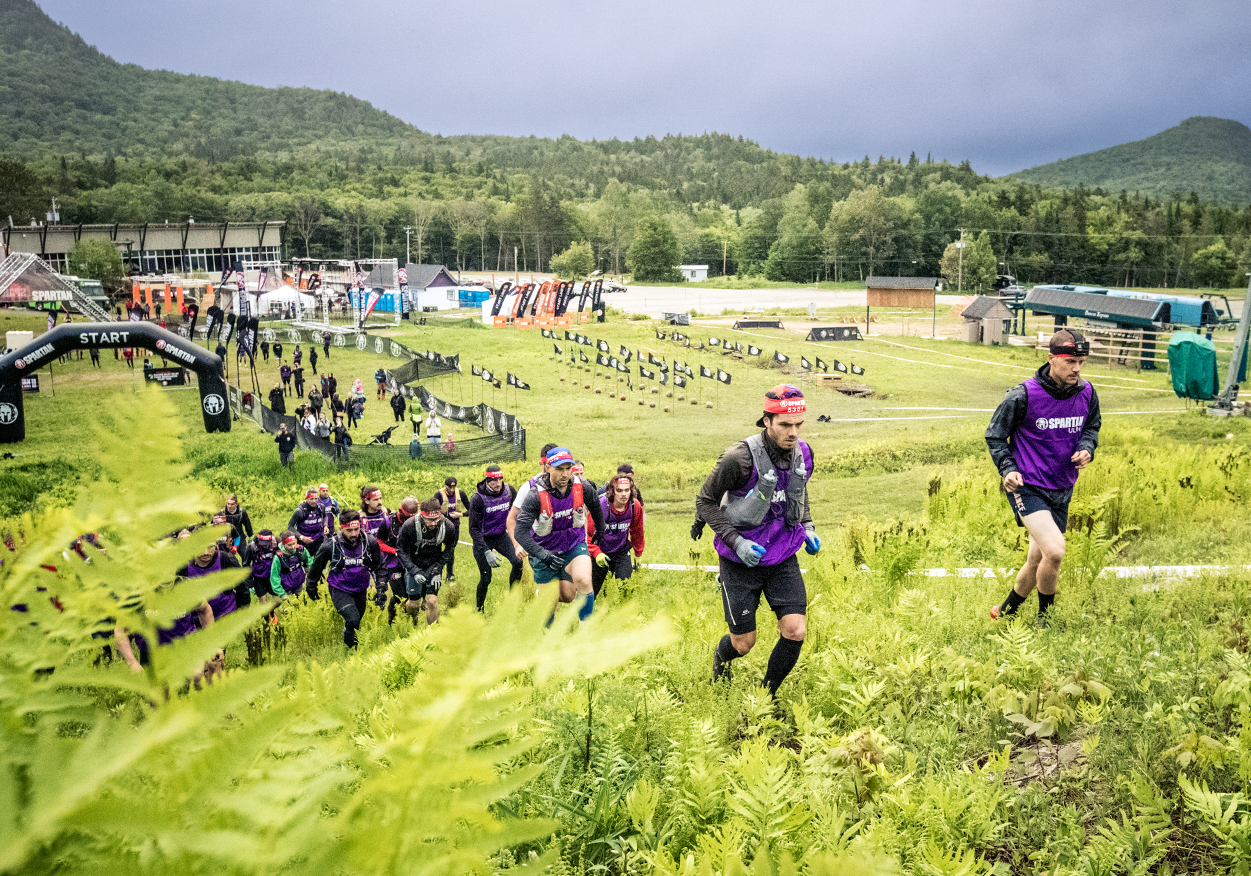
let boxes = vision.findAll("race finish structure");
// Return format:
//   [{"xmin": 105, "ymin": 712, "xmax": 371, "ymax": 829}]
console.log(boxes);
[{"xmin": 0, "ymin": 322, "xmax": 231, "ymax": 442}]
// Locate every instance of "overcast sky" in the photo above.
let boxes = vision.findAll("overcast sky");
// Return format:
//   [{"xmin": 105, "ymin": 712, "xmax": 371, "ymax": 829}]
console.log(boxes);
[{"xmin": 36, "ymin": 0, "xmax": 1251, "ymax": 176}]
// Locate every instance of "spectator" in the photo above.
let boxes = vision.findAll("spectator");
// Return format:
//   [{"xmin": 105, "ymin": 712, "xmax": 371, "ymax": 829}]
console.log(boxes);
[
  {"xmin": 293, "ymin": 345, "xmax": 302, "ymax": 367},
  {"xmin": 441, "ymin": 432, "xmax": 457, "ymax": 457},
  {"xmin": 410, "ymin": 406, "xmax": 423, "ymax": 436},
  {"xmin": 309, "ymin": 347, "xmax": 318, "ymax": 373},
  {"xmin": 280, "ymin": 364, "xmax": 292, "ymax": 395},
  {"xmin": 275, "ymin": 424, "xmax": 296, "ymax": 466},
  {"xmin": 390, "ymin": 391, "xmax": 406, "ymax": 423},
  {"xmin": 346, "ymin": 395, "xmax": 364, "ymax": 429},
  {"xmin": 268, "ymin": 383, "xmax": 286, "ymax": 415},
  {"xmin": 293, "ymin": 364, "xmax": 305, "ymax": 397},
  {"xmin": 327, "ymin": 374, "xmax": 338, "ymax": 397},
  {"xmin": 425, "ymin": 410, "xmax": 442, "ymax": 447},
  {"xmin": 273, "ymin": 341, "xmax": 284, "ymax": 362},
  {"xmin": 375, "ymin": 367, "xmax": 386, "ymax": 399},
  {"xmin": 260, "ymin": 340, "xmax": 270, "ymax": 363},
  {"xmin": 330, "ymin": 393, "xmax": 345, "ymax": 422},
  {"xmin": 316, "ymin": 413, "xmax": 331, "ymax": 440},
  {"xmin": 303, "ymin": 411, "xmax": 317, "ymax": 432},
  {"xmin": 332, "ymin": 421, "xmax": 352, "ymax": 461},
  {"xmin": 409, "ymin": 434, "xmax": 424, "ymax": 459},
  {"xmin": 323, "ymin": 331, "xmax": 331, "ymax": 358},
  {"xmin": 308, "ymin": 386, "xmax": 323, "ymax": 415}
]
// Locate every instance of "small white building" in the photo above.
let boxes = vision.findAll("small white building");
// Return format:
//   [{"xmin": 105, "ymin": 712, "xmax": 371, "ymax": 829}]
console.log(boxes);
[{"xmin": 679, "ymin": 265, "xmax": 709, "ymax": 282}]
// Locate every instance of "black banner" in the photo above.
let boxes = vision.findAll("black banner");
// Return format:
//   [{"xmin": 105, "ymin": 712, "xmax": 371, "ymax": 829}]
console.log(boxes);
[
  {"xmin": 717, "ymin": 369, "xmax": 732, "ymax": 385},
  {"xmin": 579, "ymin": 350, "xmax": 589, "ymax": 363},
  {"xmin": 850, "ymin": 363, "xmax": 865, "ymax": 375},
  {"xmin": 553, "ymin": 344, "xmax": 563, "ymax": 356},
  {"xmin": 597, "ymin": 353, "xmax": 609, "ymax": 367},
  {"xmin": 144, "ymin": 366, "xmax": 187, "ymax": 386},
  {"xmin": 832, "ymin": 360, "xmax": 849, "ymax": 373},
  {"xmin": 674, "ymin": 374, "xmax": 687, "ymax": 388},
  {"xmin": 598, "ymin": 339, "xmax": 610, "ymax": 352},
  {"xmin": 801, "ymin": 356, "xmax": 812, "ymax": 370},
  {"xmin": 816, "ymin": 357, "xmax": 829, "ymax": 372},
  {"xmin": 708, "ymin": 337, "xmax": 721, "ymax": 347},
  {"xmin": 773, "ymin": 350, "xmax": 789, "ymax": 364},
  {"xmin": 747, "ymin": 345, "xmax": 762, "ymax": 356},
  {"xmin": 700, "ymin": 365, "xmax": 714, "ymax": 378},
  {"xmin": 639, "ymin": 366, "xmax": 655, "ymax": 380}
]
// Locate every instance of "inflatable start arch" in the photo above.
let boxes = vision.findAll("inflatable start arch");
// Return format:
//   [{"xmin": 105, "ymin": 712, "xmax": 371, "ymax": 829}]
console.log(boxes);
[{"xmin": 0, "ymin": 322, "xmax": 231, "ymax": 443}]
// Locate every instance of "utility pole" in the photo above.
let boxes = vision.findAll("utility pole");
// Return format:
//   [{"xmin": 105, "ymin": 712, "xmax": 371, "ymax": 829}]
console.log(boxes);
[
  {"xmin": 956, "ymin": 228, "xmax": 966, "ymax": 295},
  {"xmin": 514, "ymin": 246, "xmax": 519, "ymax": 286},
  {"xmin": 722, "ymin": 240, "xmax": 728, "ymax": 278},
  {"xmin": 404, "ymin": 227, "xmax": 412, "ymax": 265}
]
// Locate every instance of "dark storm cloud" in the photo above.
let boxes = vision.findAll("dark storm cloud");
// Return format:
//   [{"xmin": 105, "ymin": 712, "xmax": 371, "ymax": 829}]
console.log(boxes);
[{"xmin": 37, "ymin": 0, "xmax": 1251, "ymax": 175}]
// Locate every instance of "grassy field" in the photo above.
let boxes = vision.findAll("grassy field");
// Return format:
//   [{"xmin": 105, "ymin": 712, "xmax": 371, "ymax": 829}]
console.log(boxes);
[{"xmin": 6, "ymin": 304, "xmax": 1251, "ymax": 874}]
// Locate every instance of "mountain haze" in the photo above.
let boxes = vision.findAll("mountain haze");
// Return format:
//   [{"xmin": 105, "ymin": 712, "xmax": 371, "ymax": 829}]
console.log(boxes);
[{"xmin": 1010, "ymin": 116, "xmax": 1251, "ymax": 205}]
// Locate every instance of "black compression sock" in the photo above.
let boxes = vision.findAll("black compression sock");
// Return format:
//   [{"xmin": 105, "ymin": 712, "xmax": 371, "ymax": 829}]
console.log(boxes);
[
  {"xmin": 763, "ymin": 636, "xmax": 803, "ymax": 697},
  {"xmin": 1037, "ymin": 592, "xmax": 1055, "ymax": 617},
  {"xmin": 1000, "ymin": 589, "xmax": 1027, "ymax": 616},
  {"xmin": 713, "ymin": 635, "xmax": 740, "ymax": 682},
  {"xmin": 476, "ymin": 578, "xmax": 489, "ymax": 612}
]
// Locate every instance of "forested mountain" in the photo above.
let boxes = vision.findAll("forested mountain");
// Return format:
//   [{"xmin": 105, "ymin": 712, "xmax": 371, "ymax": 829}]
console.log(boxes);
[
  {"xmin": 2, "ymin": 0, "xmax": 1250, "ymax": 290},
  {"xmin": 1011, "ymin": 117, "xmax": 1251, "ymax": 206}
]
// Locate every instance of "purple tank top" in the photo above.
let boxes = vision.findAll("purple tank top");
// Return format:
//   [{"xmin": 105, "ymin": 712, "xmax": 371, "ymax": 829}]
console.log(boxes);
[
  {"xmin": 477, "ymin": 488, "xmax": 512, "ymax": 537},
  {"xmin": 157, "ymin": 613, "xmax": 199, "ymax": 645},
  {"xmin": 187, "ymin": 553, "xmax": 236, "ymax": 618},
  {"xmin": 598, "ymin": 496, "xmax": 634, "ymax": 555},
  {"xmin": 250, "ymin": 542, "xmax": 277, "ymax": 579},
  {"xmin": 1013, "ymin": 378, "xmax": 1092, "ymax": 490},
  {"xmin": 294, "ymin": 504, "xmax": 325, "ymax": 538},
  {"xmin": 328, "ymin": 537, "xmax": 372, "ymax": 593},
  {"xmin": 714, "ymin": 441, "xmax": 813, "ymax": 566},
  {"xmin": 532, "ymin": 479, "xmax": 587, "ymax": 555}
]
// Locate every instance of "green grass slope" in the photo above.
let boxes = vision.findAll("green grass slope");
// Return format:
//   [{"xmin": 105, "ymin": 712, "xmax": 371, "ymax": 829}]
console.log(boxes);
[
  {"xmin": 0, "ymin": 0, "xmax": 423, "ymax": 160},
  {"xmin": 1010, "ymin": 116, "xmax": 1251, "ymax": 205}
]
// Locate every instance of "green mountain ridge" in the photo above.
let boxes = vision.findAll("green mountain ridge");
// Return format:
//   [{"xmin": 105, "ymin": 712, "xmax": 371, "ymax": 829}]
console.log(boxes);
[{"xmin": 1009, "ymin": 116, "xmax": 1251, "ymax": 206}]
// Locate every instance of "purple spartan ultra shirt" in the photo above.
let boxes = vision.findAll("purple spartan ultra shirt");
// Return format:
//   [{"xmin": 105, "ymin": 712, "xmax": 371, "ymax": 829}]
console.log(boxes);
[
  {"xmin": 1013, "ymin": 378, "xmax": 1093, "ymax": 490},
  {"xmin": 362, "ymin": 510, "xmax": 399, "ymax": 570},
  {"xmin": 157, "ymin": 613, "xmax": 199, "ymax": 645},
  {"xmin": 294, "ymin": 503, "xmax": 326, "ymax": 544},
  {"xmin": 478, "ymin": 489, "xmax": 512, "ymax": 537},
  {"xmin": 328, "ymin": 537, "xmax": 372, "ymax": 593},
  {"xmin": 275, "ymin": 551, "xmax": 307, "ymax": 594},
  {"xmin": 598, "ymin": 496, "xmax": 633, "ymax": 555},
  {"xmin": 250, "ymin": 543, "xmax": 277, "ymax": 580},
  {"xmin": 533, "ymin": 480, "xmax": 586, "ymax": 555},
  {"xmin": 715, "ymin": 441, "xmax": 813, "ymax": 567},
  {"xmin": 187, "ymin": 552, "xmax": 236, "ymax": 618}
]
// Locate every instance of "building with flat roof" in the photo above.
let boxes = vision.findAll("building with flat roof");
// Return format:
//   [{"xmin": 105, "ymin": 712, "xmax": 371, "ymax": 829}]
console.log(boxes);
[
  {"xmin": 679, "ymin": 265, "xmax": 709, "ymax": 282},
  {"xmin": 1, "ymin": 221, "xmax": 283, "ymax": 276}
]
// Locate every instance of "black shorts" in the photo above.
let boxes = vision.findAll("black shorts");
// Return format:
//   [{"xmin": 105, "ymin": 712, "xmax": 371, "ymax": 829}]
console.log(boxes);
[
  {"xmin": 1007, "ymin": 482, "xmax": 1072, "ymax": 533},
  {"xmin": 718, "ymin": 553, "xmax": 806, "ymax": 636}
]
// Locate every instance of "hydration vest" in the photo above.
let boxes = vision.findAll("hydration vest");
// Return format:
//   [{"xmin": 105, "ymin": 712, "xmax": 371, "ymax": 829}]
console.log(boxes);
[{"xmin": 720, "ymin": 433, "xmax": 808, "ymax": 530}]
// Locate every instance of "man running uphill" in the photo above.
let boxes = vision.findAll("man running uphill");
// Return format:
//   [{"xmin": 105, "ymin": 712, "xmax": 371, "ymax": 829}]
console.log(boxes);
[
  {"xmin": 586, "ymin": 474, "xmax": 645, "ymax": 597},
  {"xmin": 514, "ymin": 447, "xmax": 606, "ymax": 622},
  {"xmin": 306, "ymin": 509, "xmax": 383, "ymax": 648},
  {"xmin": 398, "ymin": 498, "xmax": 450, "ymax": 626},
  {"xmin": 697, "ymin": 385, "xmax": 819, "ymax": 698},
  {"xmin": 986, "ymin": 329, "xmax": 1101, "ymax": 625},
  {"xmin": 469, "ymin": 465, "xmax": 524, "ymax": 612}
]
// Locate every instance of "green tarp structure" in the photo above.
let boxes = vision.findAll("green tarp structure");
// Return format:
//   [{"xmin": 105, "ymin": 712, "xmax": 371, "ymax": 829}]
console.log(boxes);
[{"xmin": 1168, "ymin": 332, "xmax": 1219, "ymax": 400}]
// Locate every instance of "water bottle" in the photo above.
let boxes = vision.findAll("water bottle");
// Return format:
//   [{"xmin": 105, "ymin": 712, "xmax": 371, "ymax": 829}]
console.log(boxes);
[{"xmin": 755, "ymin": 470, "xmax": 778, "ymax": 506}]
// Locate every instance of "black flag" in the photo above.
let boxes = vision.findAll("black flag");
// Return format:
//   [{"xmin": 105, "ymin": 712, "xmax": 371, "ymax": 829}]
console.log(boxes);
[
  {"xmin": 580, "ymin": 350, "xmax": 590, "ymax": 363},
  {"xmin": 659, "ymin": 371, "xmax": 668, "ymax": 386},
  {"xmin": 515, "ymin": 379, "xmax": 531, "ymax": 390},
  {"xmin": 717, "ymin": 369, "xmax": 732, "ymax": 385},
  {"xmin": 597, "ymin": 353, "xmax": 609, "ymax": 367},
  {"xmin": 598, "ymin": 339, "xmax": 610, "ymax": 352},
  {"xmin": 472, "ymin": 364, "xmax": 482, "ymax": 376},
  {"xmin": 609, "ymin": 357, "xmax": 619, "ymax": 369},
  {"xmin": 554, "ymin": 344, "xmax": 563, "ymax": 356},
  {"xmin": 801, "ymin": 356, "xmax": 812, "ymax": 370},
  {"xmin": 506, "ymin": 373, "xmax": 516, "ymax": 386},
  {"xmin": 656, "ymin": 329, "xmax": 666, "ymax": 340},
  {"xmin": 833, "ymin": 360, "xmax": 849, "ymax": 373},
  {"xmin": 684, "ymin": 364, "xmax": 694, "ymax": 377},
  {"xmin": 708, "ymin": 337, "xmax": 721, "ymax": 347},
  {"xmin": 482, "ymin": 369, "xmax": 494, "ymax": 382},
  {"xmin": 773, "ymin": 350, "xmax": 790, "ymax": 364},
  {"xmin": 541, "ymin": 329, "xmax": 552, "ymax": 338},
  {"xmin": 748, "ymin": 345, "xmax": 761, "ymax": 356},
  {"xmin": 640, "ymin": 366, "xmax": 655, "ymax": 380},
  {"xmin": 674, "ymin": 374, "xmax": 687, "ymax": 388},
  {"xmin": 617, "ymin": 361, "xmax": 630, "ymax": 373},
  {"xmin": 623, "ymin": 349, "xmax": 632, "ymax": 363},
  {"xmin": 627, "ymin": 375, "xmax": 633, "ymax": 391},
  {"xmin": 700, "ymin": 365, "xmax": 714, "ymax": 379},
  {"xmin": 565, "ymin": 330, "xmax": 576, "ymax": 340},
  {"xmin": 816, "ymin": 357, "xmax": 828, "ymax": 372},
  {"xmin": 850, "ymin": 363, "xmax": 865, "ymax": 375},
  {"xmin": 492, "ymin": 378, "xmax": 502, "ymax": 388}
]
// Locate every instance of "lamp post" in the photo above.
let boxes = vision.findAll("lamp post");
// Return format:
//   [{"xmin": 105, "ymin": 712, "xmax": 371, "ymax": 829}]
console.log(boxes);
[{"xmin": 404, "ymin": 226, "xmax": 412, "ymax": 264}]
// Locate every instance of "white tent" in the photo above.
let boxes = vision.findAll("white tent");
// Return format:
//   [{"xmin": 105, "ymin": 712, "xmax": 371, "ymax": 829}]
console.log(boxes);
[{"xmin": 232, "ymin": 284, "xmax": 318, "ymax": 315}]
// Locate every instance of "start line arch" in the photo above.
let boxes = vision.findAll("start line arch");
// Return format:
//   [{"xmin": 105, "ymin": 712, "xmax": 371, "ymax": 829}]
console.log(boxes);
[{"xmin": 0, "ymin": 322, "xmax": 230, "ymax": 443}]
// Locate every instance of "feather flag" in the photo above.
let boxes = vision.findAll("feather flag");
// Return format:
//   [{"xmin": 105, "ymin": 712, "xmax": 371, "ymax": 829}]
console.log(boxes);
[
  {"xmin": 850, "ymin": 363, "xmax": 865, "ymax": 375},
  {"xmin": 362, "ymin": 287, "xmax": 384, "ymax": 322},
  {"xmin": 773, "ymin": 350, "xmax": 790, "ymax": 364}
]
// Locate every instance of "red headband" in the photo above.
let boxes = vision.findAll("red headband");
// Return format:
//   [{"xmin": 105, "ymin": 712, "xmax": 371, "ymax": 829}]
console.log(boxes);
[
  {"xmin": 485, "ymin": 470, "xmax": 504, "ymax": 479},
  {"xmin": 763, "ymin": 395, "xmax": 806, "ymax": 416},
  {"xmin": 282, "ymin": 535, "xmax": 297, "ymax": 544},
  {"xmin": 366, "ymin": 489, "xmax": 381, "ymax": 499}
]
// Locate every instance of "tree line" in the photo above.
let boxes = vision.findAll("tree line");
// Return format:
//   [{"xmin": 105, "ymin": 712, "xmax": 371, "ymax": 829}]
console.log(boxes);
[{"xmin": 4, "ymin": 149, "xmax": 1251, "ymax": 290}]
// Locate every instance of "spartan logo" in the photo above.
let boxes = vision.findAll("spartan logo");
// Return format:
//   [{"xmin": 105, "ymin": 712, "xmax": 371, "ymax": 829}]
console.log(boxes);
[
  {"xmin": 287, "ymin": 329, "xmax": 301, "ymax": 343},
  {"xmin": 374, "ymin": 337, "xmax": 384, "ymax": 354},
  {"xmin": 390, "ymin": 342, "xmax": 402, "ymax": 357},
  {"xmin": 0, "ymin": 403, "xmax": 17, "ymax": 425},
  {"xmin": 1035, "ymin": 417, "xmax": 1048, "ymax": 430},
  {"xmin": 262, "ymin": 328, "xmax": 276, "ymax": 342},
  {"xmin": 202, "ymin": 394, "xmax": 225, "ymax": 416},
  {"xmin": 355, "ymin": 334, "xmax": 368, "ymax": 350},
  {"xmin": 333, "ymin": 334, "xmax": 346, "ymax": 347}
]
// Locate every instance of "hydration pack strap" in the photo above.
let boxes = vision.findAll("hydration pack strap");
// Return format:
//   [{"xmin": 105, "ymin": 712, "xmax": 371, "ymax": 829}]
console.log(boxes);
[{"xmin": 538, "ymin": 477, "xmax": 584, "ymax": 518}]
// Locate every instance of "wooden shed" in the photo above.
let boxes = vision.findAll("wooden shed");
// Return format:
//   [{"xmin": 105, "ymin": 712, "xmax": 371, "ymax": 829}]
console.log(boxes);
[
  {"xmin": 959, "ymin": 295, "xmax": 1014, "ymax": 345},
  {"xmin": 865, "ymin": 276, "xmax": 938, "ymax": 308}
]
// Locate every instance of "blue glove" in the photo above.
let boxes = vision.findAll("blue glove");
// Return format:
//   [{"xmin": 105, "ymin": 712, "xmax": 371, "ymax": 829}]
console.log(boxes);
[
  {"xmin": 734, "ymin": 538, "xmax": 766, "ymax": 567},
  {"xmin": 804, "ymin": 526, "xmax": 821, "ymax": 556}
]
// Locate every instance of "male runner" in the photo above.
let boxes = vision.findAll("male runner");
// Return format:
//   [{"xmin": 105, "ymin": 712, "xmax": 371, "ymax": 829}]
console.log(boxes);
[
  {"xmin": 317, "ymin": 484, "xmax": 340, "ymax": 526},
  {"xmin": 506, "ymin": 443, "xmax": 558, "ymax": 559},
  {"xmin": 397, "ymin": 497, "xmax": 450, "ymax": 625},
  {"xmin": 587, "ymin": 474, "xmax": 645, "ymax": 597},
  {"xmin": 289, "ymin": 487, "xmax": 330, "ymax": 580},
  {"xmin": 468, "ymin": 464, "xmax": 523, "ymax": 611},
  {"xmin": 244, "ymin": 529, "xmax": 280, "ymax": 598},
  {"xmin": 986, "ymin": 328, "xmax": 1101, "ymax": 624},
  {"xmin": 360, "ymin": 484, "xmax": 401, "ymax": 608},
  {"xmin": 307, "ymin": 509, "xmax": 383, "ymax": 648},
  {"xmin": 270, "ymin": 531, "xmax": 311, "ymax": 597},
  {"xmin": 434, "ymin": 476, "xmax": 470, "ymax": 584},
  {"xmin": 696, "ymin": 385, "xmax": 819, "ymax": 697},
  {"xmin": 218, "ymin": 494, "xmax": 253, "ymax": 547},
  {"xmin": 513, "ymin": 447, "xmax": 606, "ymax": 621}
]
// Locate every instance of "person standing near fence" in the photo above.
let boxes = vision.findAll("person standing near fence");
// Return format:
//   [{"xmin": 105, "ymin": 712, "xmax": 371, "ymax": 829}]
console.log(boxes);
[
  {"xmin": 986, "ymin": 329, "xmax": 1100, "ymax": 626},
  {"xmin": 469, "ymin": 465, "xmax": 523, "ymax": 612},
  {"xmin": 294, "ymin": 364, "xmax": 305, "ymax": 398},
  {"xmin": 390, "ymin": 391, "xmax": 406, "ymax": 424},
  {"xmin": 425, "ymin": 410, "xmax": 442, "ymax": 447},
  {"xmin": 260, "ymin": 340, "xmax": 270, "ymax": 363},
  {"xmin": 268, "ymin": 383, "xmax": 286, "ymax": 415},
  {"xmin": 275, "ymin": 424, "xmax": 296, "ymax": 466}
]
